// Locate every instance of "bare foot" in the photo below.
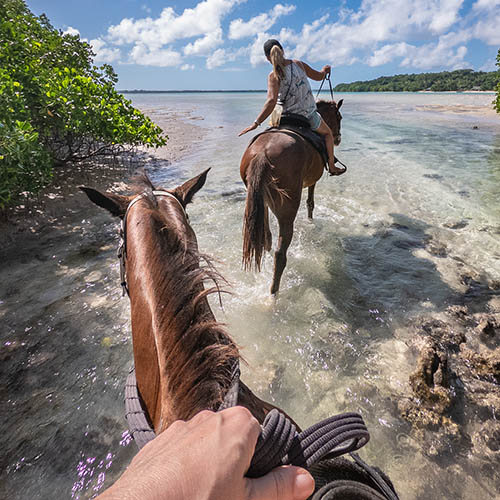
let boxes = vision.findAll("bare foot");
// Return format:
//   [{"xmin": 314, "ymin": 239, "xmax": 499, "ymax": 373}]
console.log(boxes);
[{"xmin": 328, "ymin": 164, "xmax": 347, "ymax": 176}]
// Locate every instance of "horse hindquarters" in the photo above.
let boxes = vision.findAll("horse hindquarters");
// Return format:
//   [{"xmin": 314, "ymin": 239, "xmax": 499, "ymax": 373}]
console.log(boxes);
[{"xmin": 242, "ymin": 153, "xmax": 272, "ymax": 271}]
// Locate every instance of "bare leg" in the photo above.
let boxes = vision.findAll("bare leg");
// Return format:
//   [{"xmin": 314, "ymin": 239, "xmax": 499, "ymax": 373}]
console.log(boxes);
[
  {"xmin": 307, "ymin": 184, "xmax": 316, "ymax": 219},
  {"xmin": 315, "ymin": 119, "xmax": 345, "ymax": 175},
  {"xmin": 270, "ymin": 219, "xmax": 294, "ymax": 295}
]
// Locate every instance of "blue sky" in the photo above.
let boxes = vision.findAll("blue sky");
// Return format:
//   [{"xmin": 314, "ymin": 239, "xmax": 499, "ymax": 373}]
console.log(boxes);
[{"xmin": 27, "ymin": 0, "xmax": 500, "ymax": 90}]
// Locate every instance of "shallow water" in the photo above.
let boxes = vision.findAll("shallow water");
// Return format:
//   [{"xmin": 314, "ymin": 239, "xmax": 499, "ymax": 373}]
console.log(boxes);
[{"xmin": 1, "ymin": 92, "xmax": 499, "ymax": 499}]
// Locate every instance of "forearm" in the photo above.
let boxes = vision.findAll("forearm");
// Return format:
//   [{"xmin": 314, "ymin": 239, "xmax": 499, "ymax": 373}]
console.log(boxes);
[
  {"xmin": 256, "ymin": 98, "xmax": 277, "ymax": 124},
  {"xmin": 309, "ymin": 69, "xmax": 327, "ymax": 81}
]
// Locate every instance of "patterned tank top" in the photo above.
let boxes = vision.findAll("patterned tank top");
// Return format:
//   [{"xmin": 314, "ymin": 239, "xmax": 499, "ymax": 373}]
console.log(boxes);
[{"xmin": 277, "ymin": 61, "xmax": 317, "ymax": 117}]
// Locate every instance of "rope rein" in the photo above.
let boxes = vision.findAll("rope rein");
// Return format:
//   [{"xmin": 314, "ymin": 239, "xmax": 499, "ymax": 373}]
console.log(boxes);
[
  {"xmin": 316, "ymin": 73, "xmax": 334, "ymax": 101},
  {"xmin": 247, "ymin": 409, "xmax": 369, "ymax": 478}
]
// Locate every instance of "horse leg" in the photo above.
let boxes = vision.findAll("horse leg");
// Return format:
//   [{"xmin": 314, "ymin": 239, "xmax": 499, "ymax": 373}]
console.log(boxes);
[
  {"xmin": 307, "ymin": 184, "xmax": 316, "ymax": 219},
  {"xmin": 264, "ymin": 207, "xmax": 272, "ymax": 252},
  {"xmin": 270, "ymin": 218, "xmax": 294, "ymax": 295}
]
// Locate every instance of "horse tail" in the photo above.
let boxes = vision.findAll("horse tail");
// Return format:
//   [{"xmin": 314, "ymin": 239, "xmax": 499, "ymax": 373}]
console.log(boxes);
[{"xmin": 242, "ymin": 153, "xmax": 272, "ymax": 272}]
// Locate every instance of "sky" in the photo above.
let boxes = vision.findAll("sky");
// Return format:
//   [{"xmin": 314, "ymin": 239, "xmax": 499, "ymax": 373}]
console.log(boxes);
[{"xmin": 26, "ymin": 0, "xmax": 500, "ymax": 90}]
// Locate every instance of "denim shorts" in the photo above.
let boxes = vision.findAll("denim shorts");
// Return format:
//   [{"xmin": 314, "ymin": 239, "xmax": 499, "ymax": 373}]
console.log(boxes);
[{"xmin": 307, "ymin": 110, "xmax": 322, "ymax": 130}]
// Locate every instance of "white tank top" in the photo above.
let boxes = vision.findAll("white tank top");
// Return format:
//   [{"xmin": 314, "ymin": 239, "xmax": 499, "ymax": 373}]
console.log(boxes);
[{"xmin": 278, "ymin": 61, "xmax": 317, "ymax": 117}]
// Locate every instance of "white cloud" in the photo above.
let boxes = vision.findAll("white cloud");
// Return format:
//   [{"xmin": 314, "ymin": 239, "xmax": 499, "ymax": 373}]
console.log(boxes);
[
  {"xmin": 401, "ymin": 42, "xmax": 469, "ymax": 70},
  {"xmin": 368, "ymin": 43, "xmax": 411, "ymax": 67},
  {"xmin": 181, "ymin": 64, "xmax": 195, "ymax": 70},
  {"xmin": 90, "ymin": 38, "xmax": 121, "ymax": 63},
  {"xmin": 367, "ymin": 30, "xmax": 471, "ymax": 69},
  {"xmin": 184, "ymin": 28, "xmax": 223, "ymax": 56},
  {"xmin": 129, "ymin": 44, "xmax": 182, "ymax": 67},
  {"xmin": 68, "ymin": 0, "xmax": 498, "ymax": 73},
  {"xmin": 479, "ymin": 59, "xmax": 497, "ymax": 71},
  {"xmin": 62, "ymin": 28, "xmax": 120, "ymax": 64},
  {"xmin": 472, "ymin": 0, "xmax": 500, "ymax": 10},
  {"xmin": 229, "ymin": 4, "xmax": 295, "ymax": 39},
  {"xmin": 108, "ymin": 0, "xmax": 242, "ymax": 48},
  {"xmin": 206, "ymin": 46, "xmax": 247, "ymax": 69},
  {"xmin": 207, "ymin": 49, "xmax": 228, "ymax": 69},
  {"xmin": 257, "ymin": 0, "xmax": 470, "ymax": 69},
  {"xmin": 63, "ymin": 26, "xmax": 80, "ymax": 37}
]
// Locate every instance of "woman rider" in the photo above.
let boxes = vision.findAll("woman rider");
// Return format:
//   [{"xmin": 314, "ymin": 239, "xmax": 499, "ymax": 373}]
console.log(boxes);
[{"xmin": 238, "ymin": 39, "xmax": 345, "ymax": 176}]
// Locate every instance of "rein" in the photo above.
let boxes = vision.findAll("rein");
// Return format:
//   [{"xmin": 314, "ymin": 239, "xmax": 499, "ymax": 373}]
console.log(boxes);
[
  {"xmin": 124, "ymin": 365, "xmax": 398, "ymax": 499},
  {"xmin": 316, "ymin": 73, "xmax": 334, "ymax": 100},
  {"xmin": 118, "ymin": 190, "xmax": 187, "ymax": 296}
]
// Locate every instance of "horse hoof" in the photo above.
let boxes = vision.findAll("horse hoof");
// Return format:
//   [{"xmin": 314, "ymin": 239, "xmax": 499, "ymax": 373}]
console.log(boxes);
[{"xmin": 260, "ymin": 295, "xmax": 276, "ymax": 309}]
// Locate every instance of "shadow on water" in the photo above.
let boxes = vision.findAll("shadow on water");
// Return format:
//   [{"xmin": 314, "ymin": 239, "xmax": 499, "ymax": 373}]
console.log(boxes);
[
  {"xmin": 322, "ymin": 212, "xmax": 456, "ymax": 330},
  {"xmin": 0, "ymin": 201, "xmax": 136, "ymax": 499}
]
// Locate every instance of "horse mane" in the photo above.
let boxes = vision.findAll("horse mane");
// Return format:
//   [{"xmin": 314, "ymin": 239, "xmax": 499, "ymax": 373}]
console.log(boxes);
[{"xmin": 130, "ymin": 172, "xmax": 240, "ymax": 419}]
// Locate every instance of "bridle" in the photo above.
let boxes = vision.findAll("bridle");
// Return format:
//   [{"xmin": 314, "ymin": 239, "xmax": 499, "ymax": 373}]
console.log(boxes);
[{"xmin": 118, "ymin": 190, "xmax": 187, "ymax": 297}]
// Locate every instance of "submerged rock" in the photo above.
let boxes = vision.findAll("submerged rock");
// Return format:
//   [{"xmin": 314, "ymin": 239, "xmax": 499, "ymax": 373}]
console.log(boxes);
[{"xmin": 400, "ymin": 299, "xmax": 500, "ymax": 464}]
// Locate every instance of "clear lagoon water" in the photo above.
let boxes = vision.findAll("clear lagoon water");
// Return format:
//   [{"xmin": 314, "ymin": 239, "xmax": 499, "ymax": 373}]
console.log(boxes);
[{"xmin": 1, "ymin": 92, "xmax": 499, "ymax": 499}]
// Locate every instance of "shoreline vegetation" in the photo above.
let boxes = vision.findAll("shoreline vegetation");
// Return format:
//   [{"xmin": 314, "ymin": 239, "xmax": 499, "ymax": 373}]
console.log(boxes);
[
  {"xmin": 0, "ymin": 0, "xmax": 166, "ymax": 211},
  {"xmin": 333, "ymin": 69, "xmax": 499, "ymax": 92}
]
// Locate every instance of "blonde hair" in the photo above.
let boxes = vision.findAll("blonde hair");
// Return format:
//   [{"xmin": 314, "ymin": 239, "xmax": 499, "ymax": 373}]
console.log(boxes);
[{"xmin": 270, "ymin": 45, "xmax": 286, "ymax": 81}]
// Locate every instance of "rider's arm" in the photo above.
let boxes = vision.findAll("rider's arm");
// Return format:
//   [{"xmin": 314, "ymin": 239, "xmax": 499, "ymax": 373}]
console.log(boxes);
[
  {"xmin": 238, "ymin": 72, "xmax": 280, "ymax": 136},
  {"xmin": 297, "ymin": 61, "xmax": 331, "ymax": 81},
  {"xmin": 255, "ymin": 71, "xmax": 280, "ymax": 124}
]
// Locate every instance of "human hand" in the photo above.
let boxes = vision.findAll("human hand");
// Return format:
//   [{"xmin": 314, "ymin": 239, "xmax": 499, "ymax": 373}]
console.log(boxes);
[
  {"xmin": 322, "ymin": 65, "xmax": 331, "ymax": 77},
  {"xmin": 239, "ymin": 122, "xmax": 259, "ymax": 136},
  {"xmin": 97, "ymin": 406, "xmax": 315, "ymax": 500}
]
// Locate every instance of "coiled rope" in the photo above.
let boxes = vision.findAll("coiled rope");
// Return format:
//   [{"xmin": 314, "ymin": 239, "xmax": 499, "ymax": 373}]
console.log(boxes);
[{"xmin": 247, "ymin": 409, "xmax": 369, "ymax": 478}]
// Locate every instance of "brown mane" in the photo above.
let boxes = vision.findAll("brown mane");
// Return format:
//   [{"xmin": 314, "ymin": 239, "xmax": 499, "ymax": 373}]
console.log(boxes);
[{"xmin": 129, "ymin": 173, "xmax": 239, "ymax": 420}]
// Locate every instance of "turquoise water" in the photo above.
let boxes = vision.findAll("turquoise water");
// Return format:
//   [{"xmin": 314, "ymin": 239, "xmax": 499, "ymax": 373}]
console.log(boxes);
[
  {"xmin": 1, "ymin": 92, "xmax": 498, "ymax": 499},
  {"xmin": 130, "ymin": 92, "xmax": 500, "ymax": 498}
]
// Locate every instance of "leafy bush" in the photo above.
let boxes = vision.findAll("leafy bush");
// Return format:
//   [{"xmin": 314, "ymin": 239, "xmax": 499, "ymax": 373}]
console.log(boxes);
[
  {"xmin": 0, "ymin": 0, "xmax": 166, "ymax": 207},
  {"xmin": 0, "ymin": 121, "xmax": 52, "ymax": 208}
]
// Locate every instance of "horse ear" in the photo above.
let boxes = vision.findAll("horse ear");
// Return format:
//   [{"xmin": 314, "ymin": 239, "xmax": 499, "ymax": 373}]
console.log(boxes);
[
  {"xmin": 79, "ymin": 186, "xmax": 130, "ymax": 217},
  {"xmin": 175, "ymin": 168, "xmax": 210, "ymax": 206},
  {"xmin": 337, "ymin": 99, "xmax": 343, "ymax": 110}
]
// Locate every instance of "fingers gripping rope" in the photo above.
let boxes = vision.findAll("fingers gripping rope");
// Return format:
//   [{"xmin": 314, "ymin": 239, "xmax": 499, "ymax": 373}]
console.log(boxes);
[{"xmin": 247, "ymin": 409, "xmax": 370, "ymax": 478}]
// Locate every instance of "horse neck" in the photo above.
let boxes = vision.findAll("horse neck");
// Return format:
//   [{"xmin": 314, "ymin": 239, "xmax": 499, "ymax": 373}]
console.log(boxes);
[
  {"xmin": 317, "ymin": 105, "xmax": 339, "ymax": 136},
  {"xmin": 127, "ymin": 209, "xmax": 239, "ymax": 431}
]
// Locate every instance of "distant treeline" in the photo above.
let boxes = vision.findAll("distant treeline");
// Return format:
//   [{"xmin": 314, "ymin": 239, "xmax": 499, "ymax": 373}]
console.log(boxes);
[{"xmin": 333, "ymin": 69, "xmax": 499, "ymax": 92}]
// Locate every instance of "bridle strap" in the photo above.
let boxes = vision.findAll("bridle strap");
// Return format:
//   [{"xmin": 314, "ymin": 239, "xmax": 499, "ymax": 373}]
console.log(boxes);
[{"xmin": 118, "ymin": 190, "xmax": 187, "ymax": 296}]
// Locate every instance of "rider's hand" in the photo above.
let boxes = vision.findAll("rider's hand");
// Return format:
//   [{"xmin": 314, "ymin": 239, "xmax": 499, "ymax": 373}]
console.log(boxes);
[
  {"xmin": 239, "ymin": 122, "xmax": 259, "ymax": 136},
  {"xmin": 322, "ymin": 65, "xmax": 331, "ymax": 77},
  {"xmin": 97, "ymin": 406, "xmax": 315, "ymax": 500}
]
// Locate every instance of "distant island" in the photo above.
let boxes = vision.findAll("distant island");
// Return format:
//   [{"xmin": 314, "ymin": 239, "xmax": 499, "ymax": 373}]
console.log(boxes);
[{"xmin": 333, "ymin": 69, "xmax": 499, "ymax": 92}]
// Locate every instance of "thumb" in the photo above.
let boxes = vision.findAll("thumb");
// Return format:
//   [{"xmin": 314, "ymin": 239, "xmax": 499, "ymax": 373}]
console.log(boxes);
[{"xmin": 246, "ymin": 466, "xmax": 315, "ymax": 500}]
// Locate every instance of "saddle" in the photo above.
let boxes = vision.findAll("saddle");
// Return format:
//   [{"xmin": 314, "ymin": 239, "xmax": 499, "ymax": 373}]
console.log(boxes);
[{"xmin": 250, "ymin": 113, "xmax": 329, "ymax": 166}]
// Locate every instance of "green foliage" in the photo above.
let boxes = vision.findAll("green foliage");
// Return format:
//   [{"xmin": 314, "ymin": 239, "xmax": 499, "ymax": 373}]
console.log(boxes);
[
  {"xmin": 0, "ymin": 0, "xmax": 167, "ymax": 207},
  {"xmin": 0, "ymin": 121, "xmax": 52, "ymax": 208},
  {"xmin": 495, "ymin": 49, "xmax": 500, "ymax": 114},
  {"xmin": 334, "ymin": 69, "xmax": 499, "ymax": 92}
]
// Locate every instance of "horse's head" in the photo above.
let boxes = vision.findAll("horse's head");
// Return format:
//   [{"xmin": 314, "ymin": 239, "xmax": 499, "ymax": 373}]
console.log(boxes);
[
  {"xmin": 317, "ymin": 99, "xmax": 343, "ymax": 146},
  {"xmin": 79, "ymin": 169, "xmax": 210, "ymax": 295}
]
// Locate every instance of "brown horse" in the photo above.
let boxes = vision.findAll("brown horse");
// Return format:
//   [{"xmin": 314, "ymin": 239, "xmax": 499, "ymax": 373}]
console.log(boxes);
[
  {"xmin": 80, "ymin": 170, "xmax": 281, "ymax": 434},
  {"xmin": 240, "ymin": 99, "xmax": 343, "ymax": 295}
]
